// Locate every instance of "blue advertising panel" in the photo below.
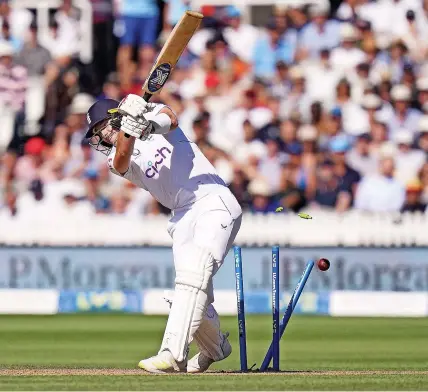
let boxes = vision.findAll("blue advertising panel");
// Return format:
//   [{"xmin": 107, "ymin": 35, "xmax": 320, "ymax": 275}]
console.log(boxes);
[{"xmin": 1, "ymin": 247, "xmax": 428, "ymax": 291}]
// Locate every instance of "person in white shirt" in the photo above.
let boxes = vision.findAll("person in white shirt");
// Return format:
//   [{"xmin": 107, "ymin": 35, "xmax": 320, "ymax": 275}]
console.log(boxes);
[
  {"xmin": 330, "ymin": 23, "xmax": 366, "ymax": 73},
  {"xmin": 84, "ymin": 95, "xmax": 242, "ymax": 373},
  {"xmin": 393, "ymin": 129, "xmax": 426, "ymax": 185},
  {"xmin": 355, "ymin": 148, "xmax": 405, "ymax": 212},
  {"xmin": 222, "ymin": 6, "xmax": 259, "ymax": 64}
]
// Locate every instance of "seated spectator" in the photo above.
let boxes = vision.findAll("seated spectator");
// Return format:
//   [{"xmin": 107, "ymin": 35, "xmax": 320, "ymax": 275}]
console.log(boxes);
[
  {"xmin": 252, "ymin": 20, "xmax": 296, "ymax": 80},
  {"xmin": 401, "ymin": 178, "xmax": 427, "ymax": 213},
  {"xmin": 229, "ymin": 167, "xmax": 251, "ymax": 210},
  {"xmin": 312, "ymin": 158, "xmax": 351, "ymax": 212},
  {"xmin": 298, "ymin": 1, "xmax": 341, "ymax": 60},
  {"xmin": 419, "ymin": 162, "xmax": 428, "ymax": 204},
  {"xmin": 416, "ymin": 77, "xmax": 428, "ymax": 110},
  {"xmin": 235, "ymin": 120, "xmax": 267, "ymax": 165},
  {"xmin": 97, "ymin": 72, "xmax": 122, "ymax": 101},
  {"xmin": 247, "ymin": 177, "xmax": 280, "ymax": 213},
  {"xmin": 269, "ymin": 61, "xmax": 291, "ymax": 100},
  {"xmin": 355, "ymin": 148, "xmax": 405, "ymax": 212},
  {"xmin": 346, "ymin": 133, "xmax": 378, "ymax": 176},
  {"xmin": 416, "ymin": 115, "xmax": 428, "ymax": 154},
  {"xmin": 0, "ymin": 0, "xmax": 33, "ymax": 43},
  {"xmin": 304, "ymin": 48, "xmax": 341, "ymax": 106},
  {"xmin": 388, "ymin": 84, "xmax": 422, "ymax": 137},
  {"xmin": 222, "ymin": 6, "xmax": 259, "ymax": 64},
  {"xmin": 393, "ymin": 129, "xmax": 425, "ymax": 185},
  {"xmin": 83, "ymin": 168, "xmax": 110, "ymax": 214},
  {"xmin": 330, "ymin": 23, "xmax": 365, "ymax": 73},
  {"xmin": 276, "ymin": 162, "xmax": 306, "ymax": 212},
  {"xmin": 1, "ymin": 20, "xmax": 22, "ymax": 53},
  {"xmin": 39, "ymin": 18, "xmax": 78, "ymax": 61},
  {"xmin": 14, "ymin": 137, "xmax": 62, "ymax": 189},
  {"xmin": 0, "ymin": 41, "xmax": 27, "ymax": 113},
  {"xmin": 332, "ymin": 78, "xmax": 364, "ymax": 135},
  {"xmin": 258, "ymin": 138, "xmax": 287, "ymax": 193},
  {"xmin": 329, "ymin": 136, "xmax": 361, "ymax": 199},
  {"xmin": 110, "ymin": 192, "xmax": 132, "ymax": 215},
  {"xmin": 15, "ymin": 21, "xmax": 52, "ymax": 77},
  {"xmin": 280, "ymin": 66, "xmax": 312, "ymax": 122}
]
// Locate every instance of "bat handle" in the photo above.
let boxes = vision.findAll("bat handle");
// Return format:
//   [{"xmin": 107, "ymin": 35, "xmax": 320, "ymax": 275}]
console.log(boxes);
[
  {"xmin": 143, "ymin": 92, "xmax": 153, "ymax": 102},
  {"xmin": 123, "ymin": 93, "xmax": 153, "ymax": 138}
]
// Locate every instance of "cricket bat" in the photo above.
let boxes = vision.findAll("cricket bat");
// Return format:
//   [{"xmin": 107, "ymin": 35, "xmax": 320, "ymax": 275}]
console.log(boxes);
[{"xmin": 142, "ymin": 10, "xmax": 204, "ymax": 102}]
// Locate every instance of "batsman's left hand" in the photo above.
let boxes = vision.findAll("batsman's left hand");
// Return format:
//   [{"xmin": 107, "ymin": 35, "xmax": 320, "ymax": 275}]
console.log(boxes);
[{"xmin": 118, "ymin": 94, "xmax": 148, "ymax": 119}]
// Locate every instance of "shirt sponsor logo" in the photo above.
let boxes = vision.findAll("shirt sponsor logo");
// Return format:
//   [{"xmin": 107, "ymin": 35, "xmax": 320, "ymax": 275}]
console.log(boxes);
[{"xmin": 145, "ymin": 147, "xmax": 172, "ymax": 178}]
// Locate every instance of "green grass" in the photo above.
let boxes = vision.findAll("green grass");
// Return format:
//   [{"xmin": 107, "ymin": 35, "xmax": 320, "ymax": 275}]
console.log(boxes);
[{"xmin": 0, "ymin": 314, "xmax": 428, "ymax": 390}]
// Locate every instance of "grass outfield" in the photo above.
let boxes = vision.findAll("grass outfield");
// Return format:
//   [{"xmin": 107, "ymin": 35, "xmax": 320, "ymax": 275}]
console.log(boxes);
[{"xmin": 0, "ymin": 314, "xmax": 428, "ymax": 390}]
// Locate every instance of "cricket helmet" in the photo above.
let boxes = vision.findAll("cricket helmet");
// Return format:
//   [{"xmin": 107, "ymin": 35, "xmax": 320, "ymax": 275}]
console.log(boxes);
[{"xmin": 84, "ymin": 98, "xmax": 121, "ymax": 155}]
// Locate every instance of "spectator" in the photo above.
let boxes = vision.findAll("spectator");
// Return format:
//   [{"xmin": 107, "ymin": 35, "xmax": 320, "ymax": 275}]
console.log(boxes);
[
  {"xmin": 392, "ymin": 129, "xmax": 426, "ymax": 185},
  {"xmin": 305, "ymin": 48, "xmax": 341, "ymax": 106},
  {"xmin": 15, "ymin": 22, "xmax": 52, "ymax": 77},
  {"xmin": 355, "ymin": 148, "xmax": 405, "ymax": 212},
  {"xmin": 416, "ymin": 115, "xmax": 428, "ymax": 154},
  {"xmin": 312, "ymin": 158, "xmax": 350, "ymax": 212},
  {"xmin": 258, "ymin": 138, "xmax": 287, "ymax": 193},
  {"xmin": 0, "ymin": 41, "xmax": 27, "ymax": 112},
  {"xmin": 419, "ymin": 162, "xmax": 428, "ymax": 204},
  {"xmin": 91, "ymin": 0, "xmax": 116, "ymax": 86},
  {"xmin": 330, "ymin": 23, "xmax": 365, "ymax": 73},
  {"xmin": 252, "ymin": 20, "xmax": 296, "ymax": 80},
  {"xmin": 247, "ymin": 177, "xmax": 279, "ymax": 213},
  {"xmin": 401, "ymin": 178, "xmax": 427, "ymax": 213},
  {"xmin": 97, "ymin": 72, "xmax": 122, "ymax": 101},
  {"xmin": 0, "ymin": 0, "xmax": 32, "ymax": 43},
  {"xmin": 116, "ymin": 0, "xmax": 163, "ymax": 73},
  {"xmin": 13, "ymin": 137, "xmax": 60, "ymax": 190},
  {"xmin": 346, "ymin": 133, "xmax": 378, "ymax": 176},
  {"xmin": 269, "ymin": 61, "xmax": 291, "ymax": 100},
  {"xmin": 276, "ymin": 161, "xmax": 306, "ymax": 213},
  {"xmin": 280, "ymin": 66, "xmax": 312, "ymax": 122},
  {"xmin": 83, "ymin": 168, "xmax": 110, "ymax": 214},
  {"xmin": 0, "ymin": 40, "xmax": 28, "ymax": 188},
  {"xmin": 416, "ymin": 77, "xmax": 428, "ymax": 110},
  {"xmin": 336, "ymin": 0, "xmax": 361, "ymax": 22},
  {"xmin": 235, "ymin": 119, "xmax": 267, "ymax": 166},
  {"xmin": 1, "ymin": 20, "xmax": 22, "ymax": 53},
  {"xmin": 388, "ymin": 84, "xmax": 422, "ymax": 137},
  {"xmin": 298, "ymin": 1, "xmax": 341, "ymax": 60},
  {"xmin": 222, "ymin": 6, "xmax": 259, "ymax": 64},
  {"xmin": 329, "ymin": 135, "xmax": 361, "ymax": 207}
]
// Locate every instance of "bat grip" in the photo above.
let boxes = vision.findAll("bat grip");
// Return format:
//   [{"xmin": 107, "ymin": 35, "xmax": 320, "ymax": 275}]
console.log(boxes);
[{"xmin": 123, "ymin": 93, "xmax": 153, "ymax": 138}]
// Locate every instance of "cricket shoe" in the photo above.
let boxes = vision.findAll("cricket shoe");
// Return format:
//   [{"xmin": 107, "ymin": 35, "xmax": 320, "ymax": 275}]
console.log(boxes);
[
  {"xmin": 187, "ymin": 332, "xmax": 232, "ymax": 373},
  {"xmin": 138, "ymin": 350, "xmax": 187, "ymax": 374}
]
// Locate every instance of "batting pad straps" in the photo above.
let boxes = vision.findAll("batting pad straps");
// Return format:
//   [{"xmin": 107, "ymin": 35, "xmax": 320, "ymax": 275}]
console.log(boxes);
[{"xmin": 146, "ymin": 112, "xmax": 172, "ymax": 135}]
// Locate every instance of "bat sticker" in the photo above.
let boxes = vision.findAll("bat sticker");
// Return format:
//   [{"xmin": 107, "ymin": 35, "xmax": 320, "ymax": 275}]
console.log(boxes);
[{"xmin": 147, "ymin": 63, "xmax": 172, "ymax": 93}]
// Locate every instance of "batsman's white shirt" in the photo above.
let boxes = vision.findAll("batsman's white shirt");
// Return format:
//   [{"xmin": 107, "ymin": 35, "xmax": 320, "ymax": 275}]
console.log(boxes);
[{"xmin": 107, "ymin": 103, "xmax": 228, "ymax": 211}]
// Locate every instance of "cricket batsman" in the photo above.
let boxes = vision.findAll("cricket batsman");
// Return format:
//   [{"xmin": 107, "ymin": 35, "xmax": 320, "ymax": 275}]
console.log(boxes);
[{"xmin": 84, "ymin": 94, "xmax": 242, "ymax": 373}]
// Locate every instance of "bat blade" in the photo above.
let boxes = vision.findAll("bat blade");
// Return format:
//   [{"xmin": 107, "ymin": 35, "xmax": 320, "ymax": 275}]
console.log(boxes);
[{"xmin": 142, "ymin": 11, "xmax": 203, "ymax": 100}]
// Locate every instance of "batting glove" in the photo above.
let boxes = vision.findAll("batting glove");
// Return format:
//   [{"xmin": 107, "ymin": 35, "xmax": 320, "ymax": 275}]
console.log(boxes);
[
  {"xmin": 121, "ymin": 115, "xmax": 153, "ymax": 141},
  {"xmin": 118, "ymin": 94, "xmax": 148, "ymax": 119}
]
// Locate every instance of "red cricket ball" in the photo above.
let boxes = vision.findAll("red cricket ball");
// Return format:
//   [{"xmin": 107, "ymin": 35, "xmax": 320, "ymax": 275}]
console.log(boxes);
[{"xmin": 317, "ymin": 258, "xmax": 330, "ymax": 271}]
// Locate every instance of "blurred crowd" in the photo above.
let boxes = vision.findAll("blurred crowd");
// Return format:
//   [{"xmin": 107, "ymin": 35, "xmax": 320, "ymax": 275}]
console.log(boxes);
[{"xmin": 1, "ymin": 0, "xmax": 428, "ymax": 220}]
